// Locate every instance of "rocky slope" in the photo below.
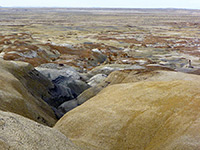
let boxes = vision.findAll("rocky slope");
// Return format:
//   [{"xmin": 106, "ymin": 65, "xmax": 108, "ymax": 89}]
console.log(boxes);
[
  {"xmin": 0, "ymin": 110, "xmax": 80, "ymax": 150},
  {"xmin": 0, "ymin": 59, "xmax": 57, "ymax": 126},
  {"xmin": 0, "ymin": 8, "xmax": 200, "ymax": 150},
  {"xmin": 58, "ymin": 66, "xmax": 173, "ymax": 114},
  {"xmin": 54, "ymin": 71, "xmax": 200, "ymax": 150},
  {"xmin": 1, "ymin": 32, "xmax": 199, "ymax": 117}
]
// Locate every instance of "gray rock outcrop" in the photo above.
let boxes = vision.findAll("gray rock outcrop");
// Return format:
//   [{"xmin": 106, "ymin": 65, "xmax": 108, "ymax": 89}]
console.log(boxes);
[{"xmin": 36, "ymin": 64, "xmax": 90, "ymax": 108}]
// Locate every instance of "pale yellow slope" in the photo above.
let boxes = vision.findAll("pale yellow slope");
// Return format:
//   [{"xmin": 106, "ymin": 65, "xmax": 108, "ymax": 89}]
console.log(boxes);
[
  {"xmin": 55, "ymin": 72, "xmax": 200, "ymax": 150},
  {"xmin": 0, "ymin": 59, "xmax": 56, "ymax": 126}
]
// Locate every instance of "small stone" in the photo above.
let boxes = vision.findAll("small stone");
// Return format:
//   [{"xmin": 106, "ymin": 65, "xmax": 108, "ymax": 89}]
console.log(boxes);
[{"xmin": 0, "ymin": 119, "xmax": 5, "ymax": 126}]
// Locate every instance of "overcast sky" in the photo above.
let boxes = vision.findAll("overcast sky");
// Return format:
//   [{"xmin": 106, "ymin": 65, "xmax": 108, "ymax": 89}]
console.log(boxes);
[{"xmin": 1, "ymin": 0, "xmax": 200, "ymax": 9}]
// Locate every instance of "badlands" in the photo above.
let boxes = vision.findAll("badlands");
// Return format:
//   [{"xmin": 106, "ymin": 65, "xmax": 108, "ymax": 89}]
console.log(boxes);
[{"xmin": 0, "ymin": 8, "xmax": 200, "ymax": 149}]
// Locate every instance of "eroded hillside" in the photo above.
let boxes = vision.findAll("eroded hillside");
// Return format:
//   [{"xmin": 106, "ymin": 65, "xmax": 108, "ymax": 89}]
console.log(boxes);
[{"xmin": 0, "ymin": 8, "xmax": 200, "ymax": 150}]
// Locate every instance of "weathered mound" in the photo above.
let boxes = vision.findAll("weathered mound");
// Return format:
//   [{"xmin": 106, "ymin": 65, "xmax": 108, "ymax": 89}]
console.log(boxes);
[
  {"xmin": 105, "ymin": 69, "xmax": 200, "ymax": 84},
  {"xmin": 59, "ymin": 66, "xmax": 172, "ymax": 112},
  {"xmin": 0, "ymin": 110, "xmax": 80, "ymax": 150},
  {"xmin": 58, "ymin": 64, "xmax": 146, "ymax": 114},
  {"xmin": 0, "ymin": 33, "xmax": 158, "ymax": 71},
  {"xmin": 0, "ymin": 33, "xmax": 59, "ymax": 67},
  {"xmin": 57, "ymin": 67, "xmax": 173, "ymax": 114},
  {"xmin": 54, "ymin": 71, "xmax": 200, "ymax": 150},
  {"xmin": 0, "ymin": 59, "xmax": 56, "ymax": 126},
  {"xmin": 0, "ymin": 33, "xmax": 109, "ymax": 69}
]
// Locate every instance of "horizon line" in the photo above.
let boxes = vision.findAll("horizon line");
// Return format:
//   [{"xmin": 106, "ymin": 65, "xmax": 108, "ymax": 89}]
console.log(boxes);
[{"xmin": 0, "ymin": 6, "xmax": 200, "ymax": 10}]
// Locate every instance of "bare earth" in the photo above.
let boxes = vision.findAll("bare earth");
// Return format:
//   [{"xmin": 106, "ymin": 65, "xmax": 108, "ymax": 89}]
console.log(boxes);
[
  {"xmin": 1, "ymin": 8, "xmax": 200, "ymax": 150},
  {"xmin": 0, "ymin": 8, "xmax": 200, "ymax": 72}
]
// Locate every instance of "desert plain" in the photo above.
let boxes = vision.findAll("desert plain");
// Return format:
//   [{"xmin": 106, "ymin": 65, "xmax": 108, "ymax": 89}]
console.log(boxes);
[{"xmin": 0, "ymin": 8, "xmax": 200, "ymax": 150}]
